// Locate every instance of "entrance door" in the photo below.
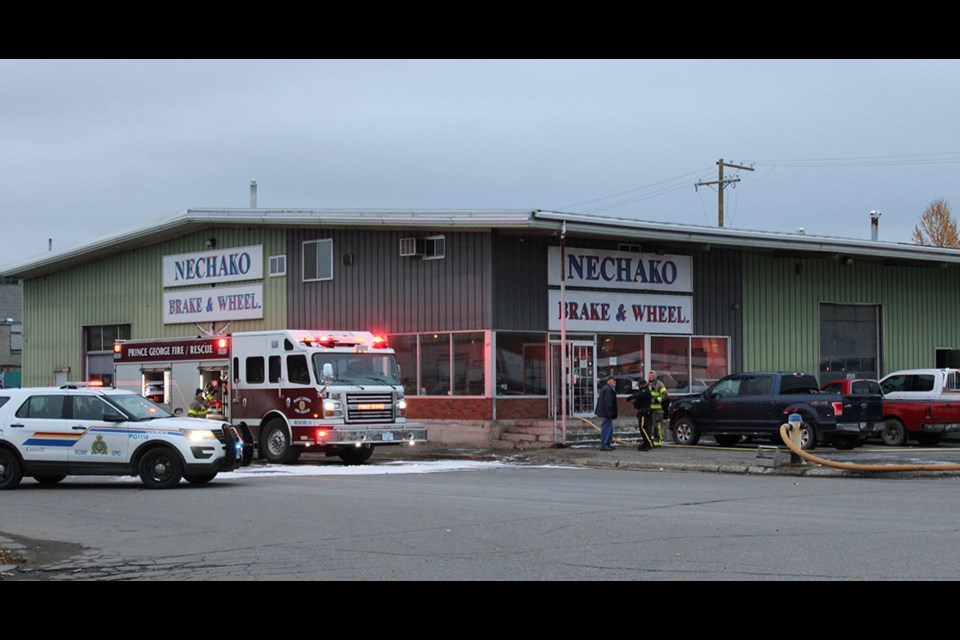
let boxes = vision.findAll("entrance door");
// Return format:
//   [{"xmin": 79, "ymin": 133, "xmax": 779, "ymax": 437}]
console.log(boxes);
[{"xmin": 549, "ymin": 340, "xmax": 596, "ymax": 417}]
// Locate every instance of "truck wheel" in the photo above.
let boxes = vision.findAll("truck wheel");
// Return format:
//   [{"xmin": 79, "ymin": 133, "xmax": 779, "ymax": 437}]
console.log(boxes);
[
  {"xmin": 881, "ymin": 419, "xmax": 907, "ymax": 447},
  {"xmin": 339, "ymin": 444, "xmax": 374, "ymax": 465},
  {"xmin": 139, "ymin": 448, "xmax": 183, "ymax": 489},
  {"xmin": 261, "ymin": 420, "xmax": 299, "ymax": 464},
  {"xmin": 184, "ymin": 473, "xmax": 217, "ymax": 485},
  {"xmin": 671, "ymin": 417, "xmax": 700, "ymax": 446},
  {"xmin": 800, "ymin": 421, "xmax": 817, "ymax": 450},
  {"xmin": 0, "ymin": 449, "xmax": 23, "ymax": 490},
  {"xmin": 33, "ymin": 475, "xmax": 67, "ymax": 485}
]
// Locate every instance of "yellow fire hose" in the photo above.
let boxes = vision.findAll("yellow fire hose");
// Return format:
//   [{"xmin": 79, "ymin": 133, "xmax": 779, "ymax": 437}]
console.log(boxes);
[
  {"xmin": 574, "ymin": 417, "xmax": 960, "ymax": 473},
  {"xmin": 574, "ymin": 415, "xmax": 659, "ymax": 447},
  {"xmin": 776, "ymin": 424, "xmax": 960, "ymax": 472}
]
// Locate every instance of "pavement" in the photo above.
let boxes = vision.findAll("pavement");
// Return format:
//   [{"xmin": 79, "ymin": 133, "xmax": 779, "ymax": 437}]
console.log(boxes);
[{"xmin": 5, "ymin": 435, "xmax": 960, "ymax": 579}]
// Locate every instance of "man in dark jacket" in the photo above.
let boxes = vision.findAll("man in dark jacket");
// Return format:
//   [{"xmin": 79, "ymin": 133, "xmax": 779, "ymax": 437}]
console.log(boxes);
[
  {"xmin": 627, "ymin": 380, "xmax": 654, "ymax": 451},
  {"xmin": 594, "ymin": 376, "xmax": 618, "ymax": 450}
]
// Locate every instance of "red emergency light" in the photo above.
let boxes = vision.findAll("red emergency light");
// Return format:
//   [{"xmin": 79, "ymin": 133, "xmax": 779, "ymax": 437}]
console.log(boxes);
[
  {"xmin": 315, "ymin": 428, "xmax": 331, "ymax": 441},
  {"xmin": 87, "ymin": 379, "xmax": 104, "ymax": 387},
  {"xmin": 217, "ymin": 338, "xmax": 229, "ymax": 349},
  {"xmin": 372, "ymin": 335, "xmax": 388, "ymax": 348},
  {"xmin": 113, "ymin": 343, "xmax": 122, "ymax": 353}
]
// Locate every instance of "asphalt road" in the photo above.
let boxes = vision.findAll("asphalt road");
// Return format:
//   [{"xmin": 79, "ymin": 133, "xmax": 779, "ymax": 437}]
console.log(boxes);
[{"xmin": 4, "ymin": 452, "xmax": 960, "ymax": 581}]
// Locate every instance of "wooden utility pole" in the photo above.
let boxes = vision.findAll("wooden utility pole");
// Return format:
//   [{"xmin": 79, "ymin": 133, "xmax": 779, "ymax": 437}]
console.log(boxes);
[{"xmin": 695, "ymin": 159, "xmax": 754, "ymax": 227}]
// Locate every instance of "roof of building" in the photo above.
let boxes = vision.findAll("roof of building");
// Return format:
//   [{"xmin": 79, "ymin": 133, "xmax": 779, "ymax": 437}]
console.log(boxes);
[{"xmin": 2, "ymin": 207, "xmax": 960, "ymax": 279}]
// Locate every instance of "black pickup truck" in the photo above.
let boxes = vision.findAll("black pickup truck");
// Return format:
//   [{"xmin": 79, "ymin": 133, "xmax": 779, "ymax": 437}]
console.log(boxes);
[{"xmin": 667, "ymin": 371, "xmax": 883, "ymax": 450}]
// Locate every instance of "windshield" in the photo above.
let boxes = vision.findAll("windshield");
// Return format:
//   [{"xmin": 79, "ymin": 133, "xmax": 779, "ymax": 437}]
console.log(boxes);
[
  {"xmin": 106, "ymin": 393, "xmax": 173, "ymax": 420},
  {"xmin": 311, "ymin": 353, "xmax": 401, "ymax": 386}
]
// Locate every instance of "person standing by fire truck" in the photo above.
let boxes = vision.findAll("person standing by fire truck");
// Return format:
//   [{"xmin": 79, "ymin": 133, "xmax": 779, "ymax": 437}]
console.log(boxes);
[{"xmin": 188, "ymin": 388, "xmax": 209, "ymax": 418}]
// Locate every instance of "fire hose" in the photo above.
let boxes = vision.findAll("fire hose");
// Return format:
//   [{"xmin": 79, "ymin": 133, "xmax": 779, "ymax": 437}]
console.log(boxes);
[
  {"xmin": 777, "ymin": 424, "xmax": 960, "ymax": 472},
  {"xmin": 573, "ymin": 416, "xmax": 960, "ymax": 473}
]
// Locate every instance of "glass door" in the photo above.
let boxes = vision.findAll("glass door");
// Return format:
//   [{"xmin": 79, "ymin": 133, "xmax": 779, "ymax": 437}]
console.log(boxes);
[{"xmin": 549, "ymin": 340, "xmax": 596, "ymax": 417}]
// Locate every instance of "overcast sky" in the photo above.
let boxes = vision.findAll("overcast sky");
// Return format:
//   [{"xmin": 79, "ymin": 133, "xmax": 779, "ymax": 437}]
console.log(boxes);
[{"xmin": 2, "ymin": 58, "xmax": 959, "ymax": 269}]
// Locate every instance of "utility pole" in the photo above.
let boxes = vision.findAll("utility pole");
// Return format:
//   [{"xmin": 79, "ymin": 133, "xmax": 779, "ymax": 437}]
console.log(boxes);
[{"xmin": 695, "ymin": 159, "xmax": 754, "ymax": 227}]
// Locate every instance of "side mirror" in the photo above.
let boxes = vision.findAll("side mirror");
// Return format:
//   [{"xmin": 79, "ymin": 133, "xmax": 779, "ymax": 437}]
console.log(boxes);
[
  {"xmin": 322, "ymin": 363, "xmax": 334, "ymax": 383},
  {"xmin": 103, "ymin": 410, "xmax": 126, "ymax": 422},
  {"xmin": 174, "ymin": 407, "xmax": 184, "ymax": 416}
]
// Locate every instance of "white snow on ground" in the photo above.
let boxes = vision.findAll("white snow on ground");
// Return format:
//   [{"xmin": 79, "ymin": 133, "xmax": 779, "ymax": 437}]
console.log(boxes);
[{"xmin": 230, "ymin": 459, "xmax": 516, "ymax": 478}]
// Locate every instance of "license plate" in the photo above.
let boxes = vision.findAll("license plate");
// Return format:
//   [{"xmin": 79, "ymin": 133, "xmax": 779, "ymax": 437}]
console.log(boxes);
[{"xmin": 381, "ymin": 432, "xmax": 394, "ymax": 441}]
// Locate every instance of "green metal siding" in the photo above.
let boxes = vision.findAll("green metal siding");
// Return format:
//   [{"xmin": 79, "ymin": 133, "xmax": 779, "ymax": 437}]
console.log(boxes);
[
  {"xmin": 742, "ymin": 254, "xmax": 960, "ymax": 377},
  {"xmin": 21, "ymin": 227, "xmax": 286, "ymax": 386}
]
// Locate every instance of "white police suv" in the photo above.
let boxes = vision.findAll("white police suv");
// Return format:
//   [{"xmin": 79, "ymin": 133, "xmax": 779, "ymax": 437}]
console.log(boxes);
[{"xmin": 0, "ymin": 386, "xmax": 246, "ymax": 489}]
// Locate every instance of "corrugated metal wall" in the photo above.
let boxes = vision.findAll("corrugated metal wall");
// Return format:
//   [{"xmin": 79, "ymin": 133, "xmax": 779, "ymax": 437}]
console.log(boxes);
[
  {"xmin": 741, "ymin": 253, "xmax": 960, "ymax": 376},
  {"xmin": 21, "ymin": 227, "xmax": 286, "ymax": 386},
  {"xmin": 691, "ymin": 249, "xmax": 743, "ymax": 372},
  {"xmin": 286, "ymin": 229, "xmax": 492, "ymax": 333},
  {"xmin": 492, "ymin": 233, "xmax": 549, "ymax": 330}
]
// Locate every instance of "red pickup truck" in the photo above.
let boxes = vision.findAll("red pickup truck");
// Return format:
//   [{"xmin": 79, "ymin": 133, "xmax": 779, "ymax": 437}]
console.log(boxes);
[
  {"xmin": 876, "ymin": 369, "xmax": 960, "ymax": 446},
  {"xmin": 820, "ymin": 378, "xmax": 886, "ymax": 444}
]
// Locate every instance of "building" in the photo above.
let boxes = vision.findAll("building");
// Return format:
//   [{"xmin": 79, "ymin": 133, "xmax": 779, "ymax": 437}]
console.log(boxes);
[
  {"xmin": 0, "ymin": 277, "xmax": 23, "ymax": 388},
  {"xmin": 4, "ymin": 204, "xmax": 960, "ymax": 445}
]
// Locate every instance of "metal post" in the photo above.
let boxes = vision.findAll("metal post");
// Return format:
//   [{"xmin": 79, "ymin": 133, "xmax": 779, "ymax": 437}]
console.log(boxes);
[{"xmin": 560, "ymin": 222, "xmax": 567, "ymax": 446}]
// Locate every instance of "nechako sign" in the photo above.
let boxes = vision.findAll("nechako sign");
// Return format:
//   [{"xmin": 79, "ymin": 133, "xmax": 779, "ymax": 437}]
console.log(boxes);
[
  {"xmin": 548, "ymin": 246, "xmax": 692, "ymax": 293},
  {"xmin": 163, "ymin": 284, "xmax": 264, "ymax": 324},
  {"xmin": 548, "ymin": 290, "xmax": 693, "ymax": 334}
]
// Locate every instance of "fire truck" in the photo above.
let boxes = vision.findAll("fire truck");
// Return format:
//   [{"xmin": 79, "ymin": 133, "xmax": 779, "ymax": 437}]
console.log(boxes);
[{"xmin": 112, "ymin": 330, "xmax": 427, "ymax": 465}]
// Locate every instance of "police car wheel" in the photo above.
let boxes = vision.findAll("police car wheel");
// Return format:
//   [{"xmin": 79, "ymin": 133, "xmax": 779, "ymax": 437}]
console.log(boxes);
[
  {"xmin": 139, "ymin": 448, "xmax": 183, "ymax": 489},
  {"xmin": 0, "ymin": 449, "xmax": 23, "ymax": 490},
  {"xmin": 33, "ymin": 475, "xmax": 66, "ymax": 485}
]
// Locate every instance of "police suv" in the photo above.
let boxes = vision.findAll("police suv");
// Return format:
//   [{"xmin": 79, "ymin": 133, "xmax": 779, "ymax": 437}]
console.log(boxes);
[{"xmin": 0, "ymin": 386, "xmax": 247, "ymax": 490}]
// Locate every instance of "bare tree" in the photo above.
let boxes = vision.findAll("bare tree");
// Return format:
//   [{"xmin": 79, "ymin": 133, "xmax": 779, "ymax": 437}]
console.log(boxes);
[{"xmin": 913, "ymin": 198, "xmax": 960, "ymax": 248}]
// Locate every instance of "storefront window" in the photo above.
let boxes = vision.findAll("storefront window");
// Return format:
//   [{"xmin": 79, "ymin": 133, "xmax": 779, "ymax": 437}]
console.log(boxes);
[
  {"xmin": 392, "ymin": 334, "xmax": 418, "ymax": 396},
  {"xmin": 495, "ymin": 333, "xmax": 546, "ymax": 396},
  {"xmin": 453, "ymin": 332, "xmax": 485, "ymax": 395},
  {"xmin": 691, "ymin": 337, "xmax": 728, "ymax": 393},
  {"xmin": 597, "ymin": 334, "xmax": 644, "ymax": 394},
  {"xmin": 650, "ymin": 336, "xmax": 691, "ymax": 393},
  {"xmin": 420, "ymin": 333, "xmax": 451, "ymax": 395}
]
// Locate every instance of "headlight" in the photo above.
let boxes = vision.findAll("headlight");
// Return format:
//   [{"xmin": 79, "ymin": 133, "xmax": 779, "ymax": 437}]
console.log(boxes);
[
  {"xmin": 397, "ymin": 398, "xmax": 407, "ymax": 410},
  {"xmin": 185, "ymin": 429, "xmax": 217, "ymax": 442}
]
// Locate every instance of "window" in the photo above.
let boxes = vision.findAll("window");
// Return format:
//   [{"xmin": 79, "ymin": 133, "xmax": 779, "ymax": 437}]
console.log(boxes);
[
  {"xmin": 287, "ymin": 355, "xmax": 311, "ymax": 385},
  {"xmin": 495, "ymin": 333, "xmax": 546, "ymax": 396},
  {"xmin": 72, "ymin": 395, "xmax": 110, "ymax": 420},
  {"xmin": 269, "ymin": 255, "xmax": 287, "ymax": 277},
  {"xmin": 596, "ymin": 334, "xmax": 644, "ymax": 394},
  {"xmin": 10, "ymin": 323, "xmax": 22, "ymax": 354},
  {"xmin": 392, "ymin": 334, "xmax": 419, "ymax": 396},
  {"xmin": 423, "ymin": 235, "xmax": 445, "ymax": 260},
  {"xmin": 453, "ymin": 332, "xmax": 485, "ymax": 395},
  {"xmin": 741, "ymin": 376, "xmax": 773, "ymax": 397},
  {"xmin": 302, "ymin": 239, "xmax": 333, "ymax": 281},
  {"xmin": 650, "ymin": 336, "xmax": 691, "ymax": 393},
  {"xmin": 268, "ymin": 355, "xmax": 281, "ymax": 383},
  {"xmin": 16, "ymin": 395, "xmax": 65, "ymax": 419},
  {"xmin": 420, "ymin": 333, "xmax": 451, "ymax": 395},
  {"xmin": 246, "ymin": 357, "xmax": 265, "ymax": 384},
  {"xmin": 85, "ymin": 324, "xmax": 131, "ymax": 352},
  {"xmin": 819, "ymin": 303, "xmax": 880, "ymax": 385}
]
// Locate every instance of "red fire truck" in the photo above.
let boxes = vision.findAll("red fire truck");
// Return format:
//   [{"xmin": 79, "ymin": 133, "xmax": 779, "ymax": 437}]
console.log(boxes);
[{"xmin": 113, "ymin": 330, "xmax": 426, "ymax": 464}]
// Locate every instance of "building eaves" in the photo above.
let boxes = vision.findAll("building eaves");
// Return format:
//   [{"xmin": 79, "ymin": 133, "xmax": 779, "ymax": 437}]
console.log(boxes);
[{"xmin": 4, "ymin": 207, "xmax": 960, "ymax": 279}]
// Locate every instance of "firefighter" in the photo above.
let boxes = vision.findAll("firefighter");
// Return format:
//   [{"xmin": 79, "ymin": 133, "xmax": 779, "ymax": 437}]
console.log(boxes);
[
  {"xmin": 627, "ymin": 378, "xmax": 654, "ymax": 451},
  {"xmin": 648, "ymin": 370, "xmax": 668, "ymax": 447},
  {"xmin": 188, "ymin": 387, "xmax": 209, "ymax": 418}
]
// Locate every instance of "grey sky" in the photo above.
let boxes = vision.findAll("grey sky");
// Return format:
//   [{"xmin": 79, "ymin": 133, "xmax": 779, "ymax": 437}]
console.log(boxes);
[{"xmin": 2, "ymin": 59, "xmax": 959, "ymax": 268}]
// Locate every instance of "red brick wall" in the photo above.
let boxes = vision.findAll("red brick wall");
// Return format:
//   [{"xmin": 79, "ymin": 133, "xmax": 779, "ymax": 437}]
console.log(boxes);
[
  {"xmin": 494, "ymin": 397, "xmax": 549, "ymax": 419},
  {"xmin": 406, "ymin": 397, "xmax": 493, "ymax": 420}
]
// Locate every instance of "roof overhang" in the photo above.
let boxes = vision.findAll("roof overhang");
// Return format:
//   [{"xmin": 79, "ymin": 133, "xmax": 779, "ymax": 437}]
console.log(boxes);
[{"xmin": 3, "ymin": 208, "xmax": 960, "ymax": 279}]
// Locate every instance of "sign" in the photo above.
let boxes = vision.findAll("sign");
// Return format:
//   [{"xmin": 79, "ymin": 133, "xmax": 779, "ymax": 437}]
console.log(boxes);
[
  {"xmin": 163, "ymin": 284, "xmax": 264, "ymax": 324},
  {"xmin": 114, "ymin": 337, "xmax": 230, "ymax": 363},
  {"xmin": 548, "ymin": 290, "xmax": 693, "ymax": 334},
  {"xmin": 548, "ymin": 247, "xmax": 692, "ymax": 293},
  {"xmin": 163, "ymin": 245, "xmax": 263, "ymax": 288}
]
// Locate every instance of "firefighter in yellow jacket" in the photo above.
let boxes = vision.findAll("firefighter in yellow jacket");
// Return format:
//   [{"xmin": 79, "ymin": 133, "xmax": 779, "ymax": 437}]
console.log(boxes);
[
  {"xmin": 188, "ymin": 387, "xmax": 209, "ymax": 418},
  {"xmin": 648, "ymin": 370, "xmax": 668, "ymax": 447}
]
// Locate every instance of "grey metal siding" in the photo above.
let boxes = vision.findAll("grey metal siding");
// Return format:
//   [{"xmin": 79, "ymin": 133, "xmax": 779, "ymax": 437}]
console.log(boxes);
[
  {"xmin": 691, "ymin": 249, "xmax": 743, "ymax": 372},
  {"xmin": 492, "ymin": 234, "xmax": 550, "ymax": 330},
  {"xmin": 287, "ymin": 229, "xmax": 492, "ymax": 332}
]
